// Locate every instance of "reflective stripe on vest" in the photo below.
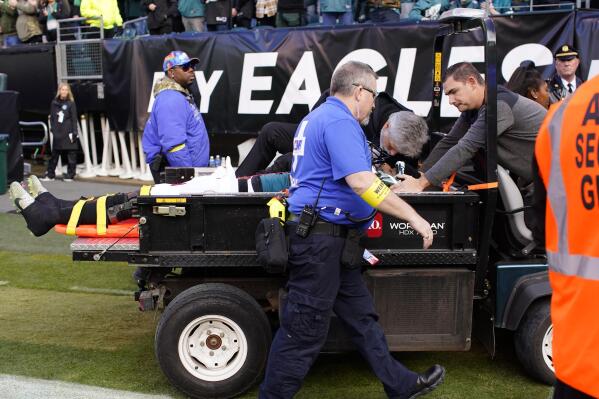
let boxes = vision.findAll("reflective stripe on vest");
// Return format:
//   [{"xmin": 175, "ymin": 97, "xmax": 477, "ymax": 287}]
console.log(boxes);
[
  {"xmin": 537, "ymin": 74, "xmax": 599, "ymax": 398},
  {"xmin": 544, "ymin": 87, "xmax": 599, "ymax": 281}
]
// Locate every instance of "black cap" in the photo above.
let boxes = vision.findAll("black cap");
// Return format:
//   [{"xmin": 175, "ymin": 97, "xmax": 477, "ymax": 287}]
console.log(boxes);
[{"xmin": 555, "ymin": 44, "xmax": 579, "ymax": 61}]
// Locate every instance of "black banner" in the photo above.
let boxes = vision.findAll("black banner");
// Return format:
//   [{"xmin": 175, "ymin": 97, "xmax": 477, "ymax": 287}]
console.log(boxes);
[{"xmin": 103, "ymin": 11, "xmax": 594, "ymax": 134}]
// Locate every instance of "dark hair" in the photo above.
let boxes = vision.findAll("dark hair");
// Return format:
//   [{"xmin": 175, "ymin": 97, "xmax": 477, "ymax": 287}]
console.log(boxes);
[
  {"xmin": 506, "ymin": 61, "xmax": 545, "ymax": 98},
  {"xmin": 443, "ymin": 62, "xmax": 484, "ymax": 85}
]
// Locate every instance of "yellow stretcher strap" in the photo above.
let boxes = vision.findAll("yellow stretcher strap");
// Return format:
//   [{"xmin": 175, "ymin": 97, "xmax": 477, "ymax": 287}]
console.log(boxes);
[
  {"xmin": 361, "ymin": 178, "xmax": 391, "ymax": 208},
  {"xmin": 169, "ymin": 143, "xmax": 186, "ymax": 153},
  {"xmin": 66, "ymin": 199, "xmax": 89, "ymax": 235},
  {"xmin": 140, "ymin": 185, "xmax": 152, "ymax": 196},
  {"xmin": 96, "ymin": 196, "xmax": 108, "ymax": 236}
]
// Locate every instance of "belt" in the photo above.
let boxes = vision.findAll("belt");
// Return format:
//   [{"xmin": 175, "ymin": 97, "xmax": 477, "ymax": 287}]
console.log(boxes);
[{"xmin": 286, "ymin": 213, "xmax": 350, "ymax": 238}]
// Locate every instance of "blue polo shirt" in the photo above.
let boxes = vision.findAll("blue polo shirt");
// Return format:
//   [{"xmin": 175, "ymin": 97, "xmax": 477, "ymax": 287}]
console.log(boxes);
[{"xmin": 288, "ymin": 97, "xmax": 373, "ymax": 226}]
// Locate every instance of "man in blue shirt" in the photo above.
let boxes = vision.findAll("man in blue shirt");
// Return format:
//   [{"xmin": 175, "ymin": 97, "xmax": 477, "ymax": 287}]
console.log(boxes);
[
  {"xmin": 260, "ymin": 61, "xmax": 445, "ymax": 399},
  {"xmin": 142, "ymin": 51, "xmax": 210, "ymax": 183}
]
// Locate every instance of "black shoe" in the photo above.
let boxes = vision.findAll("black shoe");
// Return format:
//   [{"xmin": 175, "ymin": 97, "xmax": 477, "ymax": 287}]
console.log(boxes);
[{"xmin": 403, "ymin": 365, "xmax": 445, "ymax": 399}]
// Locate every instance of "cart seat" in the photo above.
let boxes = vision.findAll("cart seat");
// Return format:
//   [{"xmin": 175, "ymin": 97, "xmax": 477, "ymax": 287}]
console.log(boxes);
[{"xmin": 497, "ymin": 165, "xmax": 532, "ymax": 245}]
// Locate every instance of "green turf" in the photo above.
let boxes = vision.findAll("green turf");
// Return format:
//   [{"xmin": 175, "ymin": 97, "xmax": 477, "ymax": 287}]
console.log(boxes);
[{"xmin": 0, "ymin": 211, "xmax": 553, "ymax": 398}]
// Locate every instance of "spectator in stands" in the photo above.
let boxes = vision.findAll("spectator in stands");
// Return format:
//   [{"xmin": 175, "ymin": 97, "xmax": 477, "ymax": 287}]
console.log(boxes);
[
  {"xmin": 276, "ymin": 0, "xmax": 305, "ymax": 27},
  {"xmin": 255, "ymin": 0, "xmax": 276, "ymax": 26},
  {"xmin": 480, "ymin": 0, "xmax": 511, "ymax": 14},
  {"xmin": 12, "ymin": 0, "xmax": 43, "ymax": 43},
  {"xmin": 366, "ymin": 0, "xmax": 401, "ymax": 23},
  {"xmin": 205, "ymin": 0, "xmax": 231, "ymax": 30},
  {"xmin": 506, "ymin": 61, "xmax": 550, "ymax": 109},
  {"xmin": 178, "ymin": 0, "xmax": 206, "ymax": 32},
  {"xmin": 80, "ymin": 0, "xmax": 122, "ymax": 38},
  {"xmin": 38, "ymin": 0, "xmax": 71, "ymax": 41},
  {"xmin": 409, "ymin": 0, "xmax": 479, "ymax": 21},
  {"xmin": 232, "ymin": 0, "xmax": 253, "ymax": 28},
  {"xmin": 1, "ymin": 0, "xmax": 18, "ymax": 46},
  {"xmin": 43, "ymin": 82, "xmax": 79, "ymax": 182},
  {"xmin": 320, "ymin": 0, "xmax": 353, "ymax": 25},
  {"xmin": 548, "ymin": 44, "xmax": 582, "ymax": 104},
  {"xmin": 142, "ymin": 0, "xmax": 178, "ymax": 35},
  {"xmin": 70, "ymin": 0, "xmax": 78, "ymax": 15}
]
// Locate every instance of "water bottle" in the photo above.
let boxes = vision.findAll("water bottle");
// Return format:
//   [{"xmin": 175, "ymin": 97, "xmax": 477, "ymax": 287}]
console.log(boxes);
[
  {"xmin": 215, "ymin": 155, "xmax": 221, "ymax": 167},
  {"xmin": 209, "ymin": 156, "xmax": 215, "ymax": 167}
]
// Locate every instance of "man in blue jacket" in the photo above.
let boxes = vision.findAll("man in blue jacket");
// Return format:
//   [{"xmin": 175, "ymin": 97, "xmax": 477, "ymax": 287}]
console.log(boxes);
[{"xmin": 142, "ymin": 51, "xmax": 210, "ymax": 183}]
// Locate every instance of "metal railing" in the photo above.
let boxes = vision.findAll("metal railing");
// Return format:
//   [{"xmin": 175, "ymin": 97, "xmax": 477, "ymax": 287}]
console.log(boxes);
[
  {"xmin": 19, "ymin": 121, "xmax": 48, "ymax": 147},
  {"xmin": 55, "ymin": 16, "xmax": 105, "ymax": 82}
]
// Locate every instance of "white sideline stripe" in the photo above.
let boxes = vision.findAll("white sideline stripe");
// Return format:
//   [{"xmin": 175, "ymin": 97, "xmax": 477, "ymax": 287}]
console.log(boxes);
[
  {"xmin": 69, "ymin": 286, "xmax": 133, "ymax": 296},
  {"xmin": 0, "ymin": 374, "xmax": 174, "ymax": 399},
  {"xmin": 0, "ymin": 281, "xmax": 9, "ymax": 286}
]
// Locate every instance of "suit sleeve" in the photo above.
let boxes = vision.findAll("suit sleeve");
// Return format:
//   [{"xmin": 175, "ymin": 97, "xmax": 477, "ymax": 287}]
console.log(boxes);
[{"xmin": 70, "ymin": 101, "xmax": 79, "ymax": 135}]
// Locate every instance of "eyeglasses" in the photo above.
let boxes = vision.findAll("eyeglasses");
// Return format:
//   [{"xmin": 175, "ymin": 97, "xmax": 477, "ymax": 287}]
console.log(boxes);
[
  {"xmin": 177, "ymin": 63, "xmax": 195, "ymax": 72},
  {"xmin": 352, "ymin": 83, "xmax": 377, "ymax": 98}
]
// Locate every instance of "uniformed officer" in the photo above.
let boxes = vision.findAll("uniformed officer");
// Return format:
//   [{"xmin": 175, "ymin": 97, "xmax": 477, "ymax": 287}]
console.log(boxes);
[
  {"xmin": 259, "ymin": 61, "xmax": 445, "ymax": 399},
  {"xmin": 535, "ymin": 74, "xmax": 599, "ymax": 398},
  {"xmin": 548, "ymin": 44, "xmax": 583, "ymax": 104}
]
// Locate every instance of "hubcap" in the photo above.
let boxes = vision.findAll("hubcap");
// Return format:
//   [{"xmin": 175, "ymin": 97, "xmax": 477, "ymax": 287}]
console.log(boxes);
[
  {"xmin": 178, "ymin": 315, "xmax": 248, "ymax": 382},
  {"xmin": 542, "ymin": 324, "xmax": 554, "ymax": 372}
]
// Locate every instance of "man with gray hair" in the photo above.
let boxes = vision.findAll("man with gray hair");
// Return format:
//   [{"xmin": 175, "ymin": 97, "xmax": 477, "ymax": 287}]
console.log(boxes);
[
  {"xmin": 259, "ymin": 61, "xmax": 444, "ymax": 399},
  {"xmin": 236, "ymin": 91, "xmax": 429, "ymax": 178}
]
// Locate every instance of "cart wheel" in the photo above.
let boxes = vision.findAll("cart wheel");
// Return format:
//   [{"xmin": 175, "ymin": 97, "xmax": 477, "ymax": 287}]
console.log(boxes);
[
  {"xmin": 155, "ymin": 283, "xmax": 271, "ymax": 399},
  {"xmin": 514, "ymin": 298, "xmax": 555, "ymax": 385}
]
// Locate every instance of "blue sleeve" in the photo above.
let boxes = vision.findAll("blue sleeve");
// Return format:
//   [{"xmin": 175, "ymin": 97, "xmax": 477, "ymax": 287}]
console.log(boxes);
[
  {"xmin": 323, "ymin": 120, "xmax": 371, "ymax": 181},
  {"xmin": 154, "ymin": 92, "xmax": 193, "ymax": 166}
]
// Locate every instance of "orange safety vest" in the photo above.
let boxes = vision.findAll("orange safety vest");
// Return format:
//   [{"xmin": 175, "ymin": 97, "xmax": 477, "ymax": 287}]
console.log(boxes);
[{"xmin": 535, "ymin": 74, "xmax": 599, "ymax": 397}]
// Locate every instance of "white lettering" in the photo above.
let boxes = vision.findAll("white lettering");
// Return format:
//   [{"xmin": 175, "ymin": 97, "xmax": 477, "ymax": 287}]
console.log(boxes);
[
  {"xmin": 196, "ymin": 70, "xmax": 224, "ymax": 113},
  {"xmin": 394, "ymin": 48, "xmax": 431, "ymax": 117},
  {"xmin": 276, "ymin": 52, "xmax": 321, "ymax": 114},
  {"xmin": 238, "ymin": 52, "xmax": 278, "ymax": 114},
  {"xmin": 334, "ymin": 49, "xmax": 388, "ymax": 93},
  {"xmin": 147, "ymin": 72, "xmax": 165, "ymax": 113},
  {"xmin": 501, "ymin": 44, "xmax": 553, "ymax": 82},
  {"xmin": 589, "ymin": 60, "xmax": 599, "ymax": 81},
  {"xmin": 292, "ymin": 120, "xmax": 309, "ymax": 172}
]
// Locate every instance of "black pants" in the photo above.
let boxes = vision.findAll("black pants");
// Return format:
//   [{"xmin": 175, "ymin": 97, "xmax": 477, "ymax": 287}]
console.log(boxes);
[
  {"xmin": 554, "ymin": 379, "xmax": 595, "ymax": 399},
  {"xmin": 47, "ymin": 149, "xmax": 77, "ymax": 179},
  {"xmin": 149, "ymin": 25, "xmax": 173, "ymax": 35},
  {"xmin": 236, "ymin": 121, "xmax": 297, "ymax": 177}
]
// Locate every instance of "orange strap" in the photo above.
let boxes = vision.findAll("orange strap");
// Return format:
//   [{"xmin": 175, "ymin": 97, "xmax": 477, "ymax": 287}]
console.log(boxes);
[
  {"xmin": 442, "ymin": 172, "xmax": 457, "ymax": 192},
  {"xmin": 467, "ymin": 182, "xmax": 499, "ymax": 191},
  {"xmin": 443, "ymin": 171, "xmax": 498, "ymax": 192}
]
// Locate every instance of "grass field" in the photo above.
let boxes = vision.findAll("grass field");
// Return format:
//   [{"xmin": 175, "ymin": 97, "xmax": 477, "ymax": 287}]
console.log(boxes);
[{"xmin": 0, "ymin": 213, "xmax": 553, "ymax": 398}]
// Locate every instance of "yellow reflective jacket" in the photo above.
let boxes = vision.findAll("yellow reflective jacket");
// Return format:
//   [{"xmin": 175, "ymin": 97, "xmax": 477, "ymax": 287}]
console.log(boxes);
[{"xmin": 80, "ymin": 0, "xmax": 122, "ymax": 29}]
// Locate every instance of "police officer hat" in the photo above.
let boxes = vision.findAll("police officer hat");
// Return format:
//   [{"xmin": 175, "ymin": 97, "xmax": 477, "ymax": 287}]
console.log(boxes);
[{"xmin": 554, "ymin": 44, "xmax": 579, "ymax": 61}]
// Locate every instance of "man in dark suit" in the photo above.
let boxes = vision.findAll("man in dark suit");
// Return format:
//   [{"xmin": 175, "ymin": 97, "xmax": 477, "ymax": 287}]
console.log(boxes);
[{"xmin": 548, "ymin": 44, "xmax": 583, "ymax": 104}]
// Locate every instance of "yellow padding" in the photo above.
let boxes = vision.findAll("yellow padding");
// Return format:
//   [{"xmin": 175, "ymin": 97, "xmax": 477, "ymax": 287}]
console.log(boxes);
[
  {"xmin": 360, "ymin": 178, "xmax": 391, "ymax": 208},
  {"xmin": 140, "ymin": 185, "xmax": 152, "ymax": 196},
  {"xmin": 66, "ymin": 199, "xmax": 89, "ymax": 235},
  {"xmin": 169, "ymin": 143, "xmax": 186, "ymax": 153},
  {"xmin": 96, "ymin": 196, "xmax": 108, "ymax": 236}
]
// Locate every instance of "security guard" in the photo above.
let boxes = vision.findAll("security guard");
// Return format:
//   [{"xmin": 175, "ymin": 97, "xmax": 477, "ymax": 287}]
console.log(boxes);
[
  {"xmin": 142, "ymin": 51, "xmax": 210, "ymax": 183},
  {"xmin": 259, "ymin": 61, "xmax": 445, "ymax": 399},
  {"xmin": 535, "ymin": 74, "xmax": 599, "ymax": 398},
  {"xmin": 548, "ymin": 44, "xmax": 583, "ymax": 104}
]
